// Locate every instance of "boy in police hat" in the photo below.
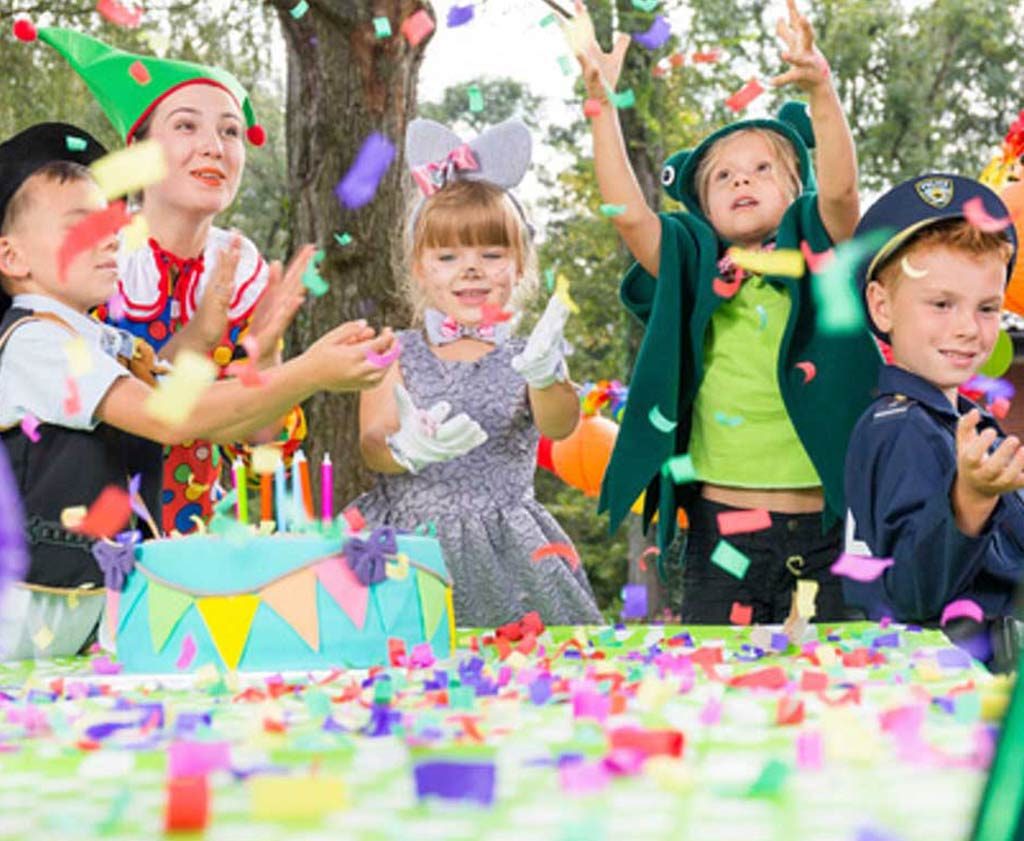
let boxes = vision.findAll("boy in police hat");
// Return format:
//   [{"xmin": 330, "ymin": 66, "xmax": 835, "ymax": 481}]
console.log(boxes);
[
  {"xmin": 0, "ymin": 122, "xmax": 396, "ymax": 659},
  {"xmin": 845, "ymin": 173, "xmax": 1024, "ymax": 669}
]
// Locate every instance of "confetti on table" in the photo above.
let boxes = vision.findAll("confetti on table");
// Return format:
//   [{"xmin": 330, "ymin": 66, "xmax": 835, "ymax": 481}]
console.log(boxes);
[
  {"xmin": 414, "ymin": 759, "xmax": 496, "ymax": 805},
  {"xmin": 20, "ymin": 413, "xmax": 40, "ymax": 443},
  {"xmin": 648, "ymin": 404, "xmax": 677, "ymax": 433},
  {"xmin": 633, "ymin": 15, "xmax": 671, "ymax": 50},
  {"xmin": 724, "ymin": 78, "xmax": 765, "ymax": 112},
  {"xmin": 662, "ymin": 454, "xmax": 695, "ymax": 484},
  {"xmin": 289, "ymin": 0, "xmax": 309, "ymax": 19},
  {"xmin": 164, "ymin": 775, "xmax": 209, "ymax": 832},
  {"xmin": 727, "ymin": 246, "xmax": 804, "ymax": 277},
  {"xmin": 711, "ymin": 539, "xmax": 750, "ymax": 579},
  {"xmin": 795, "ymin": 361, "xmax": 816, "ymax": 384},
  {"xmin": 467, "ymin": 84, "xmax": 484, "ymax": 113},
  {"xmin": 72, "ymin": 485, "xmax": 131, "ymax": 538},
  {"xmin": 583, "ymin": 98, "xmax": 603, "ymax": 118},
  {"xmin": 250, "ymin": 775, "xmax": 346, "ymax": 820},
  {"xmin": 829, "ymin": 552, "xmax": 893, "ymax": 582},
  {"xmin": 716, "ymin": 508, "xmax": 771, "ymax": 535},
  {"xmin": 939, "ymin": 598, "xmax": 984, "ymax": 626},
  {"xmin": 621, "ymin": 584, "xmax": 648, "ymax": 619},
  {"xmin": 962, "ymin": 196, "xmax": 1011, "ymax": 233},
  {"xmin": 447, "ymin": 4, "xmax": 475, "ymax": 27},
  {"xmin": 531, "ymin": 542, "xmax": 581, "ymax": 571},
  {"xmin": 96, "ymin": 0, "xmax": 143, "ymax": 28},
  {"xmin": 372, "ymin": 16, "xmax": 392, "ymax": 38},
  {"xmin": 144, "ymin": 349, "xmax": 217, "ymax": 425},
  {"xmin": 58, "ymin": 200, "xmax": 132, "ymax": 283},
  {"xmin": 401, "ymin": 9, "xmax": 436, "ymax": 46},
  {"xmin": 729, "ymin": 601, "xmax": 753, "ymax": 625},
  {"xmin": 335, "ymin": 133, "xmax": 396, "ymax": 209},
  {"xmin": 366, "ymin": 340, "xmax": 402, "ymax": 368},
  {"xmin": 90, "ymin": 142, "xmax": 167, "ymax": 200},
  {"xmin": 599, "ymin": 203, "xmax": 626, "ymax": 217}
]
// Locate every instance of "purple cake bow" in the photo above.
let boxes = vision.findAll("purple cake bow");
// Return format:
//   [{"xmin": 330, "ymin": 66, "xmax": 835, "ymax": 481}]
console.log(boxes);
[
  {"xmin": 92, "ymin": 530, "xmax": 140, "ymax": 592},
  {"xmin": 343, "ymin": 526, "xmax": 399, "ymax": 587},
  {"xmin": 410, "ymin": 144, "xmax": 478, "ymax": 197}
]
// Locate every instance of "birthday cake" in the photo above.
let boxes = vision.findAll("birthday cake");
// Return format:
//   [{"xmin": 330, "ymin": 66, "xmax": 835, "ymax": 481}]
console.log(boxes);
[{"xmin": 110, "ymin": 527, "xmax": 454, "ymax": 673}]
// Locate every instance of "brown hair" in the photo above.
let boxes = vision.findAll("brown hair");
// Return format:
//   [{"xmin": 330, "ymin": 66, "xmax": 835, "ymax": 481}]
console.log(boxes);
[
  {"xmin": 694, "ymin": 128, "xmax": 802, "ymax": 215},
  {"xmin": 407, "ymin": 179, "xmax": 537, "ymax": 318},
  {"xmin": 875, "ymin": 218, "xmax": 1014, "ymax": 287},
  {"xmin": 1, "ymin": 160, "xmax": 93, "ymax": 235}
]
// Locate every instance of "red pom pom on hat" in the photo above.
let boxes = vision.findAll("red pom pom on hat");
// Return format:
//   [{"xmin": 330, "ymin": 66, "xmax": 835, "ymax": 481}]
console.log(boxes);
[
  {"xmin": 246, "ymin": 124, "xmax": 266, "ymax": 147},
  {"xmin": 12, "ymin": 18, "xmax": 38, "ymax": 42}
]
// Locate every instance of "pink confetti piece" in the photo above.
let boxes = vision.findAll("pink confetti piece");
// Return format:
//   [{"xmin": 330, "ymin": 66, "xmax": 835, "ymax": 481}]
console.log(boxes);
[
  {"xmin": 19, "ymin": 413, "xmax": 40, "ymax": 443},
  {"xmin": 175, "ymin": 634, "xmax": 197, "ymax": 670},
  {"xmin": 637, "ymin": 545, "xmax": 659, "ymax": 573},
  {"xmin": 729, "ymin": 601, "xmax": 752, "ymax": 625},
  {"xmin": 63, "ymin": 377, "xmax": 82, "ymax": 416},
  {"xmin": 800, "ymin": 240, "xmax": 835, "ymax": 273},
  {"xmin": 795, "ymin": 361, "xmax": 816, "ymax": 383},
  {"xmin": 479, "ymin": 303, "xmax": 512, "ymax": 326},
  {"xmin": 96, "ymin": 0, "xmax": 143, "ymax": 28},
  {"xmin": 698, "ymin": 697, "xmax": 722, "ymax": 725},
  {"xmin": 583, "ymin": 98, "xmax": 603, "ymax": 118},
  {"xmin": 712, "ymin": 267, "xmax": 743, "ymax": 298},
  {"xmin": 691, "ymin": 48, "xmax": 721, "ymax": 63},
  {"xmin": 342, "ymin": 506, "xmax": 366, "ymax": 533},
  {"xmin": 829, "ymin": 552, "xmax": 894, "ymax": 583},
  {"xmin": 106, "ymin": 292, "xmax": 127, "ymax": 321},
  {"xmin": 939, "ymin": 598, "xmax": 984, "ymax": 626},
  {"xmin": 716, "ymin": 508, "xmax": 771, "ymax": 536},
  {"xmin": 990, "ymin": 396, "xmax": 1010, "ymax": 419},
  {"xmin": 962, "ymin": 196, "xmax": 1011, "ymax": 233},
  {"xmin": 796, "ymin": 730, "xmax": 824, "ymax": 770},
  {"xmin": 366, "ymin": 339, "xmax": 402, "ymax": 368},
  {"xmin": 531, "ymin": 542, "xmax": 581, "ymax": 571},
  {"xmin": 128, "ymin": 60, "xmax": 150, "ymax": 86},
  {"xmin": 91, "ymin": 655, "xmax": 122, "ymax": 675},
  {"xmin": 400, "ymin": 9, "xmax": 435, "ymax": 46},
  {"xmin": 724, "ymin": 78, "xmax": 764, "ymax": 113},
  {"xmin": 58, "ymin": 201, "xmax": 131, "ymax": 283}
]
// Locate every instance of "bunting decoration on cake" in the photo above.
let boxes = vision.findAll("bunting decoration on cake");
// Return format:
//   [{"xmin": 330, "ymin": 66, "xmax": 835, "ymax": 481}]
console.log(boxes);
[
  {"xmin": 196, "ymin": 595, "xmax": 261, "ymax": 670},
  {"xmin": 261, "ymin": 568, "xmax": 320, "ymax": 652},
  {"xmin": 315, "ymin": 556, "xmax": 370, "ymax": 630},
  {"xmin": 146, "ymin": 581, "xmax": 195, "ymax": 653},
  {"xmin": 416, "ymin": 570, "xmax": 448, "ymax": 640}
]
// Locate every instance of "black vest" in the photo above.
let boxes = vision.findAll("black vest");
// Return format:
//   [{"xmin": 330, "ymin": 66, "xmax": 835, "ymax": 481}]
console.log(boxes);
[{"xmin": 0, "ymin": 307, "xmax": 162, "ymax": 588}]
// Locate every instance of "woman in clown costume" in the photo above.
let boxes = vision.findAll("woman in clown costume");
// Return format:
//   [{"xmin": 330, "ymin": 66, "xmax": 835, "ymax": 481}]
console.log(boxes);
[{"xmin": 24, "ymin": 26, "xmax": 313, "ymax": 534}]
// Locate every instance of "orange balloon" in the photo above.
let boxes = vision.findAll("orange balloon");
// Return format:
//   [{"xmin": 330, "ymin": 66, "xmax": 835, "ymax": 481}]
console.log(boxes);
[
  {"xmin": 1000, "ymin": 181, "xmax": 1024, "ymax": 316},
  {"xmin": 550, "ymin": 415, "xmax": 619, "ymax": 497}
]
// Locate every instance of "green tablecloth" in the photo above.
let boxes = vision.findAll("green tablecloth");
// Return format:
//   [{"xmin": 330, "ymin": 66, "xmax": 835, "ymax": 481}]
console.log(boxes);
[{"xmin": 0, "ymin": 623, "xmax": 1011, "ymax": 840}]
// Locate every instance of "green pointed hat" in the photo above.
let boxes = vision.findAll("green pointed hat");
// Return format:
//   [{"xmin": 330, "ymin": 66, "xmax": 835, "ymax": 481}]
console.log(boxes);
[{"xmin": 15, "ymin": 23, "xmax": 265, "ymax": 146}]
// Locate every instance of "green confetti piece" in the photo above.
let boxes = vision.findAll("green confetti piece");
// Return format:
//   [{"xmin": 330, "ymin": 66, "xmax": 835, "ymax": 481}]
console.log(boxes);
[
  {"xmin": 334, "ymin": 232, "xmax": 353, "ymax": 246},
  {"xmin": 557, "ymin": 55, "xmax": 574, "ymax": 76},
  {"xmin": 609, "ymin": 88, "xmax": 636, "ymax": 109},
  {"xmin": 648, "ymin": 404, "xmax": 677, "ymax": 433},
  {"xmin": 301, "ymin": 249, "xmax": 329, "ymax": 297},
  {"xmin": 539, "ymin": 12, "xmax": 557, "ymax": 26},
  {"xmin": 304, "ymin": 688, "xmax": 332, "ymax": 719},
  {"xmin": 713, "ymin": 411, "xmax": 744, "ymax": 427},
  {"xmin": 812, "ymin": 229, "xmax": 890, "ymax": 335},
  {"xmin": 65, "ymin": 135, "xmax": 88, "ymax": 152},
  {"xmin": 467, "ymin": 84, "xmax": 484, "ymax": 113},
  {"xmin": 747, "ymin": 759, "xmax": 789, "ymax": 797},
  {"xmin": 544, "ymin": 267, "xmax": 556, "ymax": 292},
  {"xmin": 449, "ymin": 686, "xmax": 475, "ymax": 709},
  {"xmin": 600, "ymin": 203, "xmax": 627, "ymax": 217},
  {"xmin": 755, "ymin": 304, "xmax": 767, "ymax": 331},
  {"xmin": 290, "ymin": 0, "xmax": 309, "ymax": 18},
  {"xmin": 661, "ymin": 454, "xmax": 695, "ymax": 484},
  {"xmin": 711, "ymin": 539, "xmax": 751, "ymax": 579},
  {"xmin": 373, "ymin": 678, "xmax": 393, "ymax": 705},
  {"xmin": 631, "ymin": 0, "xmax": 660, "ymax": 10},
  {"xmin": 954, "ymin": 692, "xmax": 981, "ymax": 724},
  {"xmin": 373, "ymin": 16, "xmax": 392, "ymax": 38}
]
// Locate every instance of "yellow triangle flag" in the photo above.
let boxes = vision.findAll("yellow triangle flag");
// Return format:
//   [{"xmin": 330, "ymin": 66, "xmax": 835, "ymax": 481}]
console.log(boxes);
[
  {"xmin": 415, "ymin": 571, "xmax": 448, "ymax": 641},
  {"xmin": 260, "ymin": 568, "xmax": 319, "ymax": 652},
  {"xmin": 196, "ymin": 594, "xmax": 261, "ymax": 670},
  {"xmin": 147, "ymin": 581, "xmax": 195, "ymax": 653}
]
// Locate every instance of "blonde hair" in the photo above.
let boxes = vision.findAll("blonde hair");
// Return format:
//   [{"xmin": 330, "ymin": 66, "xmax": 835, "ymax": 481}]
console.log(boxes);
[
  {"xmin": 694, "ymin": 128, "xmax": 802, "ymax": 216},
  {"xmin": 875, "ymin": 219, "xmax": 1014, "ymax": 287},
  {"xmin": 406, "ymin": 179, "xmax": 537, "ymax": 320}
]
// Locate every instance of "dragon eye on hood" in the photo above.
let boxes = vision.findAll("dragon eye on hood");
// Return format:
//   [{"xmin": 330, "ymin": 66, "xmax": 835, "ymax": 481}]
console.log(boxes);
[{"xmin": 660, "ymin": 164, "xmax": 676, "ymax": 187}]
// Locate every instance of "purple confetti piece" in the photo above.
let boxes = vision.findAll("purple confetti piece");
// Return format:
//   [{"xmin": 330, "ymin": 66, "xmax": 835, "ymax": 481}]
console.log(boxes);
[
  {"xmin": 335, "ymin": 133, "xmax": 396, "ymax": 209},
  {"xmin": 936, "ymin": 647, "xmax": 973, "ymax": 669},
  {"xmin": 621, "ymin": 584, "xmax": 648, "ymax": 619},
  {"xmin": 446, "ymin": 4, "xmax": 474, "ymax": 27},
  {"xmin": 0, "ymin": 447, "xmax": 27, "ymax": 605},
  {"xmin": 633, "ymin": 15, "xmax": 672, "ymax": 50},
  {"xmin": 414, "ymin": 760, "xmax": 496, "ymax": 805},
  {"xmin": 529, "ymin": 675, "xmax": 553, "ymax": 705},
  {"xmin": 855, "ymin": 826, "xmax": 907, "ymax": 841}
]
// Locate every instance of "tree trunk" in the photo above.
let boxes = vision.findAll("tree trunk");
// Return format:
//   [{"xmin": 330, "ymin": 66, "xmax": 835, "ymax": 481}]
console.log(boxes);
[{"xmin": 267, "ymin": 0, "xmax": 432, "ymax": 507}]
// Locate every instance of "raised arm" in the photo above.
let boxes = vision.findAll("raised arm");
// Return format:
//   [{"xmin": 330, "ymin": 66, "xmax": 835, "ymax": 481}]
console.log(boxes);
[
  {"xmin": 771, "ymin": 0, "xmax": 858, "ymax": 242},
  {"xmin": 571, "ymin": 2, "xmax": 662, "ymax": 276}
]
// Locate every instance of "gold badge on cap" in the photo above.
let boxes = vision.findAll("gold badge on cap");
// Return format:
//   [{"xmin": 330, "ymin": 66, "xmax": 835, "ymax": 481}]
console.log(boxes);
[{"xmin": 914, "ymin": 176, "xmax": 953, "ymax": 209}]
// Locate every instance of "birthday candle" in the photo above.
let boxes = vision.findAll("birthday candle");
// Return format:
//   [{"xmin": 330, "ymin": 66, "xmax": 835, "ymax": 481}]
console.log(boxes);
[
  {"xmin": 321, "ymin": 453, "xmax": 333, "ymax": 525},
  {"xmin": 260, "ymin": 473, "xmax": 272, "ymax": 524},
  {"xmin": 296, "ymin": 450, "xmax": 314, "ymax": 520},
  {"xmin": 274, "ymin": 461, "xmax": 287, "ymax": 533},
  {"xmin": 233, "ymin": 459, "xmax": 247, "ymax": 525}
]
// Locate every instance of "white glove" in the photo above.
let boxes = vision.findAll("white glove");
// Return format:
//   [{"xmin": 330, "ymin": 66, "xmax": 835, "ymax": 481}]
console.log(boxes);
[
  {"xmin": 386, "ymin": 384, "xmax": 488, "ymax": 474},
  {"xmin": 511, "ymin": 294, "xmax": 571, "ymax": 389}
]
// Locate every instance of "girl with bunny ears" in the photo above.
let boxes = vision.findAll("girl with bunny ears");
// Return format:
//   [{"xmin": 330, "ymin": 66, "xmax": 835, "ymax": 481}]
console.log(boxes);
[{"xmin": 355, "ymin": 119, "xmax": 602, "ymax": 628}]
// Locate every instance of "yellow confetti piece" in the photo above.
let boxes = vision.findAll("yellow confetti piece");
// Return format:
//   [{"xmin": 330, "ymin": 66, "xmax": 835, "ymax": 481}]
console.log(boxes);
[
  {"xmin": 250, "ymin": 776, "xmax": 346, "ymax": 821},
  {"xmin": 32, "ymin": 626, "xmax": 54, "ymax": 651},
  {"xmin": 63, "ymin": 336, "xmax": 93, "ymax": 377},
  {"xmin": 822, "ymin": 708, "xmax": 880, "ymax": 762},
  {"xmin": 635, "ymin": 675, "xmax": 675, "ymax": 712},
  {"xmin": 727, "ymin": 246, "xmax": 804, "ymax": 278},
  {"xmin": 914, "ymin": 661, "xmax": 944, "ymax": 683},
  {"xmin": 251, "ymin": 445, "xmax": 283, "ymax": 476},
  {"xmin": 554, "ymin": 275, "xmax": 580, "ymax": 314},
  {"xmin": 140, "ymin": 31, "xmax": 170, "ymax": 53},
  {"xmin": 560, "ymin": 13, "xmax": 595, "ymax": 56},
  {"xmin": 144, "ymin": 349, "xmax": 216, "ymax": 425},
  {"xmin": 60, "ymin": 505, "xmax": 87, "ymax": 529},
  {"xmin": 385, "ymin": 553, "xmax": 410, "ymax": 581},
  {"xmin": 192, "ymin": 663, "xmax": 220, "ymax": 687},
  {"xmin": 795, "ymin": 579, "xmax": 818, "ymax": 619},
  {"xmin": 815, "ymin": 644, "xmax": 838, "ymax": 668},
  {"xmin": 504, "ymin": 651, "xmax": 530, "ymax": 670},
  {"xmin": 645, "ymin": 757, "xmax": 693, "ymax": 793},
  {"xmin": 121, "ymin": 213, "xmax": 150, "ymax": 253},
  {"xmin": 90, "ymin": 140, "xmax": 168, "ymax": 201}
]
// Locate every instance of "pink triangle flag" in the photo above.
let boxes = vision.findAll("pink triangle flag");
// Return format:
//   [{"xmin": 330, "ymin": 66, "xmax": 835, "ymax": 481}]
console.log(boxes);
[{"xmin": 315, "ymin": 556, "xmax": 369, "ymax": 630}]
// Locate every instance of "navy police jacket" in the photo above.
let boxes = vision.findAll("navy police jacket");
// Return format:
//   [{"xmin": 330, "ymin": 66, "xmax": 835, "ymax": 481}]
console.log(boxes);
[{"xmin": 844, "ymin": 365, "xmax": 1024, "ymax": 622}]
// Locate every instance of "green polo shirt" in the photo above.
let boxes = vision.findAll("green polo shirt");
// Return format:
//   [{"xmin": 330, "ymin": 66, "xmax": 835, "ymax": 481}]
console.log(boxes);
[{"xmin": 598, "ymin": 194, "xmax": 882, "ymax": 549}]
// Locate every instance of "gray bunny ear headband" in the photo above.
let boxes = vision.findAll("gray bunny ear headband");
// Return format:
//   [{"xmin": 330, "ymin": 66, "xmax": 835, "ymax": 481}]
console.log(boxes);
[{"xmin": 405, "ymin": 118, "xmax": 535, "ymax": 237}]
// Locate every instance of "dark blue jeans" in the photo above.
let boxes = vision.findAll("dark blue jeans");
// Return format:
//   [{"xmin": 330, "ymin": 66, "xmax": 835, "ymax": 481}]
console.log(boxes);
[{"xmin": 679, "ymin": 496, "xmax": 852, "ymax": 624}]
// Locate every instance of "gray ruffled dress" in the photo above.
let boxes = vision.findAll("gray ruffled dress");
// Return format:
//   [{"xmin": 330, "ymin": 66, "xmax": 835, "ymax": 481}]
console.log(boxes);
[{"xmin": 354, "ymin": 329, "xmax": 602, "ymax": 628}]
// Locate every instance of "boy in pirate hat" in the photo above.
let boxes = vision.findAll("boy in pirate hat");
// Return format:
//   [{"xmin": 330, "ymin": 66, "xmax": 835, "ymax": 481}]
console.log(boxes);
[
  {"xmin": 17, "ymin": 23, "xmax": 312, "ymax": 535},
  {"xmin": 0, "ymin": 122, "xmax": 396, "ymax": 658},
  {"xmin": 845, "ymin": 173, "xmax": 1024, "ymax": 668}
]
